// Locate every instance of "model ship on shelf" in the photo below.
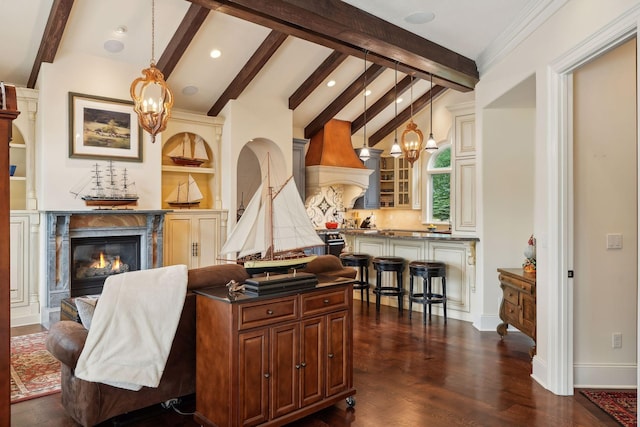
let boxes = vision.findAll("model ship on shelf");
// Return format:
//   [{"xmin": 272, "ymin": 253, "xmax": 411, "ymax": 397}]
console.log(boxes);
[
  {"xmin": 165, "ymin": 174, "xmax": 203, "ymax": 208},
  {"xmin": 220, "ymin": 154, "xmax": 324, "ymax": 278},
  {"xmin": 167, "ymin": 133, "xmax": 209, "ymax": 167},
  {"xmin": 70, "ymin": 161, "xmax": 138, "ymax": 208}
]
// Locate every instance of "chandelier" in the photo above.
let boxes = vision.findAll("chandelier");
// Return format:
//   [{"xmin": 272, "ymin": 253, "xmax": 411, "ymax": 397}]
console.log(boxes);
[
  {"xmin": 358, "ymin": 50, "xmax": 370, "ymax": 162},
  {"xmin": 130, "ymin": 0, "xmax": 174, "ymax": 143},
  {"xmin": 400, "ymin": 75, "xmax": 423, "ymax": 166},
  {"xmin": 389, "ymin": 62, "xmax": 402, "ymax": 158},
  {"xmin": 424, "ymin": 73, "xmax": 438, "ymax": 152}
]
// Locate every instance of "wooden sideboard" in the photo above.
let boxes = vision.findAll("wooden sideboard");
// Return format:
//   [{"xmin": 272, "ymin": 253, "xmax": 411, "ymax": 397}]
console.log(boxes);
[
  {"xmin": 194, "ymin": 278, "xmax": 356, "ymax": 427},
  {"xmin": 496, "ymin": 268, "xmax": 536, "ymax": 357}
]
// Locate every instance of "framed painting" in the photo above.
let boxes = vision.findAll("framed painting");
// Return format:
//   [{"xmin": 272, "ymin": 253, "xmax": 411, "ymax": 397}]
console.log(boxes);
[{"xmin": 69, "ymin": 92, "xmax": 143, "ymax": 162}]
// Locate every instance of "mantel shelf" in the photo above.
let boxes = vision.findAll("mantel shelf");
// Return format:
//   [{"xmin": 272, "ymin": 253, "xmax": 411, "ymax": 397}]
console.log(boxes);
[{"xmin": 162, "ymin": 165, "xmax": 214, "ymax": 174}]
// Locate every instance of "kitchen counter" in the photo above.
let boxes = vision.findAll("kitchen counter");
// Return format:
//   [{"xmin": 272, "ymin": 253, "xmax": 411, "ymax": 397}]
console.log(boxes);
[{"xmin": 340, "ymin": 228, "xmax": 478, "ymax": 241}]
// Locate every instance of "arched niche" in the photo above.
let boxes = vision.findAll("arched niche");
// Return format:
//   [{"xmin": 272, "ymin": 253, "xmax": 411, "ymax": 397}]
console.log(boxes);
[{"xmin": 235, "ymin": 138, "xmax": 286, "ymax": 220}]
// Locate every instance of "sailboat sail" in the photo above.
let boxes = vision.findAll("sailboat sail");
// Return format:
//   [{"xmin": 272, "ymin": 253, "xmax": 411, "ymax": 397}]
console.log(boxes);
[
  {"xmin": 167, "ymin": 133, "xmax": 192, "ymax": 158},
  {"xmin": 220, "ymin": 169, "xmax": 323, "ymax": 271},
  {"xmin": 193, "ymin": 136, "xmax": 209, "ymax": 161}
]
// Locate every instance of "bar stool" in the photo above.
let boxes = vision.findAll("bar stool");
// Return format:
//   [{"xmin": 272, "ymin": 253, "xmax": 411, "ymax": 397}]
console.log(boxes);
[
  {"xmin": 372, "ymin": 256, "xmax": 406, "ymax": 313},
  {"xmin": 408, "ymin": 260, "xmax": 447, "ymax": 324},
  {"xmin": 339, "ymin": 253, "xmax": 371, "ymax": 305}
]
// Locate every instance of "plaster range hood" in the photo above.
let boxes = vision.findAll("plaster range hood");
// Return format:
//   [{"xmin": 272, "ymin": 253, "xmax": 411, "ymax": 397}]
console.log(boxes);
[{"xmin": 305, "ymin": 119, "xmax": 373, "ymax": 208}]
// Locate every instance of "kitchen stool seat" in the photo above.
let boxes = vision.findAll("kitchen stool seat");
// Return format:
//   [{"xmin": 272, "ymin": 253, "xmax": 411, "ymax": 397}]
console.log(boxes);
[
  {"xmin": 408, "ymin": 260, "xmax": 447, "ymax": 324},
  {"xmin": 339, "ymin": 253, "xmax": 371, "ymax": 305},
  {"xmin": 372, "ymin": 256, "xmax": 406, "ymax": 313}
]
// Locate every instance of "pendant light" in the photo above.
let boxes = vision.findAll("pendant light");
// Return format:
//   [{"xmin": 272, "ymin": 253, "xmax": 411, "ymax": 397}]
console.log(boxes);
[
  {"xmin": 424, "ymin": 73, "xmax": 438, "ymax": 152},
  {"xmin": 400, "ymin": 75, "xmax": 423, "ymax": 166},
  {"xmin": 359, "ymin": 50, "xmax": 370, "ymax": 162},
  {"xmin": 389, "ymin": 62, "xmax": 402, "ymax": 158},
  {"xmin": 130, "ymin": 0, "xmax": 174, "ymax": 143}
]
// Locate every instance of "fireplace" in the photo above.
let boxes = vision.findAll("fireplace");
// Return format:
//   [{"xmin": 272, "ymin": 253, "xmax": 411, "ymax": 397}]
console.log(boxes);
[
  {"xmin": 70, "ymin": 235, "xmax": 142, "ymax": 297},
  {"xmin": 45, "ymin": 210, "xmax": 169, "ymax": 324}
]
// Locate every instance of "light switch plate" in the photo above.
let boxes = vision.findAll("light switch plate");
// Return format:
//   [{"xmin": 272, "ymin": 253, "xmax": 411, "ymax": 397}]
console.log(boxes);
[{"xmin": 606, "ymin": 233, "xmax": 623, "ymax": 249}]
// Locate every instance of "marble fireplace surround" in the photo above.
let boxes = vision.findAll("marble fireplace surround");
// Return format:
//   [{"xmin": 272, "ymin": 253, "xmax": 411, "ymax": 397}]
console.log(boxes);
[{"xmin": 44, "ymin": 210, "xmax": 168, "ymax": 322}]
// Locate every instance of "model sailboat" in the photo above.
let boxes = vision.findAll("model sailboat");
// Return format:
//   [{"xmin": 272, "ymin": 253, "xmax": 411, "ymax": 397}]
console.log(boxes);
[
  {"xmin": 220, "ymin": 159, "xmax": 323, "ymax": 275},
  {"xmin": 165, "ymin": 174, "xmax": 203, "ymax": 207},
  {"xmin": 70, "ymin": 161, "xmax": 138, "ymax": 207},
  {"xmin": 167, "ymin": 133, "xmax": 209, "ymax": 167}
]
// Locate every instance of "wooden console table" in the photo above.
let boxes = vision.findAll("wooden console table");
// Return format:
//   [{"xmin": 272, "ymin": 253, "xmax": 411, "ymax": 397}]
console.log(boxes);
[
  {"xmin": 496, "ymin": 268, "xmax": 536, "ymax": 357},
  {"xmin": 194, "ymin": 276, "xmax": 356, "ymax": 427}
]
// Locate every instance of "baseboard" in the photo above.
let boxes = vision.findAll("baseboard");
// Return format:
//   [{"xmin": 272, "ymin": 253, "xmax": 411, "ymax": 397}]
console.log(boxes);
[
  {"xmin": 531, "ymin": 355, "xmax": 550, "ymax": 392},
  {"xmin": 473, "ymin": 314, "xmax": 502, "ymax": 331},
  {"xmin": 574, "ymin": 362, "xmax": 637, "ymax": 388}
]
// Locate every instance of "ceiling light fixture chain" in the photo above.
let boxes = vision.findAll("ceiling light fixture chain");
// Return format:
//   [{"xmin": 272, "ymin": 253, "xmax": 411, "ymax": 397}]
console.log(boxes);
[
  {"xmin": 425, "ymin": 72, "xmax": 438, "ymax": 152},
  {"xmin": 359, "ymin": 50, "xmax": 370, "ymax": 162},
  {"xmin": 400, "ymin": 73, "xmax": 423, "ymax": 167},
  {"xmin": 130, "ymin": 0, "xmax": 174, "ymax": 143},
  {"xmin": 389, "ymin": 61, "xmax": 402, "ymax": 158}
]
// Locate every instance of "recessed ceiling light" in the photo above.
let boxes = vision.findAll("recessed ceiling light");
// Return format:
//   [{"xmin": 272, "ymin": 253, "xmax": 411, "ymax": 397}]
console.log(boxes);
[
  {"xmin": 396, "ymin": 97, "xmax": 403, "ymax": 104},
  {"xmin": 115, "ymin": 26, "xmax": 127, "ymax": 35},
  {"xmin": 103, "ymin": 40, "xmax": 124, "ymax": 53},
  {"xmin": 210, "ymin": 49, "xmax": 221, "ymax": 59},
  {"xmin": 182, "ymin": 85, "xmax": 199, "ymax": 96},
  {"xmin": 365, "ymin": 89, "xmax": 372, "ymax": 97},
  {"xmin": 326, "ymin": 80, "xmax": 336, "ymax": 87},
  {"xmin": 404, "ymin": 11, "xmax": 435, "ymax": 25}
]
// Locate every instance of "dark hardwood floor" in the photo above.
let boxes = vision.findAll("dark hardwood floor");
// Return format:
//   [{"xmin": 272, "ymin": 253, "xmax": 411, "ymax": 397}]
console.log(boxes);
[{"xmin": 11, "ymin": 303, "xmax": 625, "ymax": 426}]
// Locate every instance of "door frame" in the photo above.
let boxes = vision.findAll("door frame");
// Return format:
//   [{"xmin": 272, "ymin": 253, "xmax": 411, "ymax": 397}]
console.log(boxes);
[{"xmin": 545, "ymin": 10, "xmax": 639, "ymax": 395}]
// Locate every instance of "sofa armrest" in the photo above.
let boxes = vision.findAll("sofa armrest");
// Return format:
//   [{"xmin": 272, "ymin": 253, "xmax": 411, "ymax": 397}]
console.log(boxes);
[{"xmin": 46, "ymin": 320, "xmax": 88, "ymax": 369}]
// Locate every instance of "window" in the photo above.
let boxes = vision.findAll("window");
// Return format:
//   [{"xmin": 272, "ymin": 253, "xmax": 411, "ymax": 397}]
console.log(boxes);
[{"xmin": 426, "ymin": 144, "xmax": 451, "ymax": 222}]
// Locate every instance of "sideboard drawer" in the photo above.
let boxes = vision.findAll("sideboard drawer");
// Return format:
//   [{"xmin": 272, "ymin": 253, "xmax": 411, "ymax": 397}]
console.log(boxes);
[
  {"xmin": 301, "ymin": 287, "xmax": 349, "ymax": 316},
  {"xmin": 499, "ymin": 273, "xmax": 534, "ymax": 295},
  {"xmin": 238, "ymin": 296, "xmax": 298, "ymax": 330}
]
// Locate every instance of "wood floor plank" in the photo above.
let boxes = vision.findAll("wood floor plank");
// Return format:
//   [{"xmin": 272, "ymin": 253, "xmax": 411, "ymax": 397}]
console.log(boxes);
[{"xmin": 11, "ymin": 303, "xmax": 626, "ymax": 426}]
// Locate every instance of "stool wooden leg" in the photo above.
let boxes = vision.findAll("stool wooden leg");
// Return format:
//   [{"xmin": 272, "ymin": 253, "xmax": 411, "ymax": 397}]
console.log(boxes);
[
  {"xmin": 442, "ymin": 277, "xmax": 447, "ymax": 323},
  {"xmin": 364, "ymin": 266, "xmax": 370, "ymax": 306},
  {"xmin": 375, "ymin": 270, "xmax": 382, "ymax": 312},
  {"xmin": 397, "ymin": 270, "xmax": 403, "ymax": 313},
  {"xmin": 408, "ymin": 275, "xmax": 414, "ymax": 318},
  {"xmin": 422, "ymin": 277, "xmax": 428, "ymax": 325},
  {"xmin": 427, "ymin": 276, "xmax": 433, "ymax": 321}
]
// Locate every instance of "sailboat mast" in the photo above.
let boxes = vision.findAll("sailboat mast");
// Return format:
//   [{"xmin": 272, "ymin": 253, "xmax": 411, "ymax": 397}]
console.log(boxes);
[{"xmin": 266, "ymin": 154, "xmax": 274, "ymax": 260}]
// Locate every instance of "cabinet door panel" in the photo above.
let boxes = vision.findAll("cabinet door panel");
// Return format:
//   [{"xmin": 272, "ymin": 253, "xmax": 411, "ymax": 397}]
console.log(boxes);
[
  {"xmin": 164, "ymin": 216, "xmax": 192, "ymax": 267},
  {"xmin": 270, "ymin": 323, "xmax": 299, "ymax": 419},
  {"xmin": 239, "ymin": 329, "xmax": 269, "ymax": 426},
  {"xmin": 194, "ymin": 215, "xmax": 218, "ymax": 268},
  {"xmin": 326, "ymin": 311, "xmax": 349, "ymax": 396},
  {"xmin": 300, "ymin": 317, "xmax": 323, "ymax": 407}
]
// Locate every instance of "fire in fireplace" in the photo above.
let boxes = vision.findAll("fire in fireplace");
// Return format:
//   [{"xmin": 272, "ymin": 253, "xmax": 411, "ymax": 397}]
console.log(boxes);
[{"xmin": 70, "ymin": 235, "xmax": 141, "ymax": 297}]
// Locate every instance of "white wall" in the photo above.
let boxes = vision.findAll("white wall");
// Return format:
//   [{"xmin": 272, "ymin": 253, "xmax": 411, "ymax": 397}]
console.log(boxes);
[
  {"xmin": 476, "ymin": 0, "xmax": 640, "ymax": 393},
  {"xmin": 37, "ymin": 53, "xmax": 162, "ymax": 210}
]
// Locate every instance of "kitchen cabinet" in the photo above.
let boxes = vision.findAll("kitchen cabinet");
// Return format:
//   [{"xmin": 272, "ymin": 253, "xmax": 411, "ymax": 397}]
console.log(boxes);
[
  {"xmin": 293, "ymin": 138, "xmax": 308, "ymax": 199},
  {"xmin": 353, "ymin": 148, "xmax": 382, "ymax": 209},
  {"xmin": 163, "ymin": 210, "xmax": 227, "ymax": 269},
  {"xmin": 9, "ymin": 210, "xmax": 39, "ymax": 327},
  {"xmin": 348, "ymin": 232, "xmax": 476, "ymax": 319},
  {"xmin": 497, "ymin": 268, "xmax": 536, "ymax": 357},
  {"xmin": 379, "ymin": 155, "xmax": 411, "ymax": 208},
  {"xmin": 448, "ymin": 102, "xmax": 476, "ymax": 234},
  {"xmin": 195, "ymin": 281, "xmax": 355, "ymax": 427}
]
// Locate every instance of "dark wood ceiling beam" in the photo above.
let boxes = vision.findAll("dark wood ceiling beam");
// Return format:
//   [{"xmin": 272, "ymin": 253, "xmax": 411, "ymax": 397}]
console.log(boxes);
[
  {"xmin": 157, "ymin": 4, "xmax": 210, "ymax": 79},
  {"xmin": 27, "ymin": 0, "xmax": 75, "ymax": 88},
  {"xmin": 369, "ymin": 85, "xmax": 447, "ymax": 147},
  {"xmin": 304, "ymin": 63, "xmax": 384, "ymax": 140},
  {"xmin": 208, "ymin": 30, "xmax": 288, "ymax": 116},
  {"xmin": 187, "ymin": 0, "xmax": 478, "ymax": 92},
  {"xmin": 351, "ymin": 75, "xmax": 417, "ymax": 134},
  {"xmin": 289, "ymin": 51, "xmax": 348, "ymax": 110}
]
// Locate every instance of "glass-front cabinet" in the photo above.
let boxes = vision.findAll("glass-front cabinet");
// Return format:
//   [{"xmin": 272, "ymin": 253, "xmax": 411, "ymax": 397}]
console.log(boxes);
[{"xmin": 379, "ymin": 156, "xmax": 411, "ymax": 208}]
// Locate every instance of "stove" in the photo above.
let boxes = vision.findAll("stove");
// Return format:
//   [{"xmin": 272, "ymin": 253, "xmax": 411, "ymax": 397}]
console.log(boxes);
[{"xmin": 321, "ymin": 231, "xmax": 345, "ymax": 256}]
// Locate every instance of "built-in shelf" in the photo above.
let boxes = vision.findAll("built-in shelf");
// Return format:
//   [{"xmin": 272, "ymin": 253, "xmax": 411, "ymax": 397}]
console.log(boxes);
[
  {"xmin": 162, "ymin": 165, "xmax": 215, "ymax": 174},
  {"xmin": 10, "ymin": 176, "xmax": 26, "ymax": 181}
]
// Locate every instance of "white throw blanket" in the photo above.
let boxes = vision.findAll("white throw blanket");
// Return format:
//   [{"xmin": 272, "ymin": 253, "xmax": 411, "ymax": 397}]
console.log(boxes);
[{"xmin": 75, "ymin": 264, "xmax": 188, "ymax": 391}]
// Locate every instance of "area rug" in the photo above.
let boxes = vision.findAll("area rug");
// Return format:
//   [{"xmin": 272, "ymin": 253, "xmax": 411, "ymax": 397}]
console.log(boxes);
[
  {"xmin": 10, "ymin": 331, "xmax": 61, "ymax": 403},
  {"xmin": 581, "ymin": 390, "xmax": 637, "ymax": 427}
]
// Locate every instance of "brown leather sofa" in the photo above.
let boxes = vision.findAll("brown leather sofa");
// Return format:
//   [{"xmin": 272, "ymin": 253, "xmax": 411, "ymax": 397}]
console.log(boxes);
[
  {"xmin": 300, "ymin": 254, "xmax": 358, "ymax": 279},
  {"xmin": 46, "ymin": 263, "xmax": 249, "ymax": 427}
]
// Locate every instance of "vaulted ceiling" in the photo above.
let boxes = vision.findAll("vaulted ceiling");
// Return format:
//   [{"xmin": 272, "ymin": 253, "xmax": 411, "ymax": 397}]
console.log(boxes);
[{"xmin": 1, "ymin": 0, "xmax": 544, "ymax": 146}]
